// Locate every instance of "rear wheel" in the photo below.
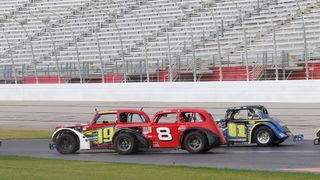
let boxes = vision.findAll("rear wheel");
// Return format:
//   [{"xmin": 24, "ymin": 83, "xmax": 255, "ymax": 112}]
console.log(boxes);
[
  {"xmin": 184, "ymin": 132, "xmax": 207, "ymax": 153},
  {"xmin": 56, "ymin": 133, "xmax": 78, "ymax": 154},
  {"xmin": 114, "ymin": 133, "xmax": 136, "ymax": 154},
  {"xmin": 253, "ymin": 126, "xmax": 274, "ymax": 147}
]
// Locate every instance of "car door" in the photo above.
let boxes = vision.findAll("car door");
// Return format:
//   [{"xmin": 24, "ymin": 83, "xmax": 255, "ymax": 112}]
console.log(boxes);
[
  {"xmin": 226, "ymin": 110, "xmax": 248, "ymax": 142},
  {"xmin": 86, "ymin": 113, "xmax": 118, "ymax": 145},
  {"xmin": 151, "ymin": 112, "xmax": 179, "ymax": 148}
]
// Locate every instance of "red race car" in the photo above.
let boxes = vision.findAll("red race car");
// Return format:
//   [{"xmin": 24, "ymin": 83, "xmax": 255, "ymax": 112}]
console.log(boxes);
[{"xmin": 50, "ymin": 108, "xmax": 225, "ymax": 154}]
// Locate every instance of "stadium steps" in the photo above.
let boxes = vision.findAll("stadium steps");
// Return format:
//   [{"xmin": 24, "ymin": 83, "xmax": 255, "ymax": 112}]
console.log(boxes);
[
  {"xmin": 122, "ymin": 0, "xmax": 189, "ymax": 63},
  {"xmin": 191, "ymin": 0, "xmax": 270, "ymax": 58},
  {"xmin": 196, "ymin": 0, "xmax": 319, "ymax": 67},
  {"xmin": 117, "ymin": 0, "xmax": 230, "ymax": 69},
  {"xmin": 0, "ymin": 0, "xmax": 90, "ymax": 63},
  {"xmin": 247, "ymin": 1, "xmax": 320, "ymax": 55},
  {"xmin": 236, "ymin": 0, "xmax": 320, "ymax": 58},
  {"xmin": 38, "ymin": 0, "xmax": 143, "ymax": 73},
  {"xmin": 228, "ymin": 1, "xmax": 317, "ymax": 54}
]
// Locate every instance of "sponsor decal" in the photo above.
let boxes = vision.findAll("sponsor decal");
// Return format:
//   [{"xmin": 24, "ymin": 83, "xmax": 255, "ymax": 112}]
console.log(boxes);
[
  {"xmin": 153, "ymin": 141, "xmax": 159, "ymax": 147},
  {"xmin": 83, "ymin": 127, "xmax": 114, "ymax": 144},
  {"xmin": 178, "ymin": 125, "xmax": 186, "ymax": 132},
  {"xmin": 143, "ymin": 127, "xmax": 152, "ymax": 135}
]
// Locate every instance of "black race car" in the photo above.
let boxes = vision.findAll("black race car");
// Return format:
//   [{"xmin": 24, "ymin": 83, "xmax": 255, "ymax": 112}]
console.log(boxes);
[{"xmin": 314, "ymin": 129, "xmax": 320, "ymax": 145}]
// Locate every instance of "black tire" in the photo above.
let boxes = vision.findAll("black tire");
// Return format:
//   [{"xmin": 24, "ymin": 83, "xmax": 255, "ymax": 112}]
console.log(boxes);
[
  {"xmin": 202, "ymin": 144, "xmax": 214, "ymax": 153},
  {"xmin": 253, "ymin": 126, "xmax": 275, "ymax": 147},
  {"xmin": 202, "ymin": 137, "xmax": 220, "ymax": 152},
  {"xmin": 56, "ymin": 133, "xmax": 79, "ymax": 154},
  {"xmin": 114, "ymin": 133, "xmax": 136, "ymax": 154},
  {"xmin": 184, "ymin": 132, "xmax": 207, "ymax": 153}
]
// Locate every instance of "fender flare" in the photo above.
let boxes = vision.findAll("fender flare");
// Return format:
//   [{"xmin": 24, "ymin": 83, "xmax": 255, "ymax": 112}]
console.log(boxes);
[
  {"xmin": 180, "ymin": 127, "xmax": 220, "ymax": 149},
  {"xmin": 113, "ymin": 128, "xmax": 149, "ymax": 148},
  {"xmin": 52, "ymin": 128, "xmax": 90, "ymax": 150},
  {"xmin": 249, "ymin": 122, "xmax": 286, "ymax": 144},
  {"xmin": 316, "ymin": 128, "xmax": 320, "ymax": 138}
]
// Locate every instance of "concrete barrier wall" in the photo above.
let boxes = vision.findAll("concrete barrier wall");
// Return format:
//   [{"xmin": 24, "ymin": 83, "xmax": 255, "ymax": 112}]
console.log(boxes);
[{"xmin": 0, "ymin": 80, "xmax": 320, "ymax": 102}]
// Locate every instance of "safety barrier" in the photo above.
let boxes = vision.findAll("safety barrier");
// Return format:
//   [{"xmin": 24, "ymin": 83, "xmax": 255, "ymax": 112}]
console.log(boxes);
[{"xmin": 0, "ymin": 80, "xmax": 320, "ymax": 102}]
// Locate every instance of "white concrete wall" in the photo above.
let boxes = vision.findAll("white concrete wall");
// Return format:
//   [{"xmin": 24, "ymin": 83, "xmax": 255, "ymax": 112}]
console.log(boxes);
[{"xmin": 0, "ymin": 80, "xmax": 320, "ymax": 102}]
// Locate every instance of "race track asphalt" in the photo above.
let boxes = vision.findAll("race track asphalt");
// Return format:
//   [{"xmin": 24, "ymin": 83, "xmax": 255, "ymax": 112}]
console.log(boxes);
[
  {"xmin": 0, "ymin": 139, "xmax": 319, "ymax": 173},
  {"xmin": 0, "ymin": 101, "xmax": 319, "ymax": 173}
]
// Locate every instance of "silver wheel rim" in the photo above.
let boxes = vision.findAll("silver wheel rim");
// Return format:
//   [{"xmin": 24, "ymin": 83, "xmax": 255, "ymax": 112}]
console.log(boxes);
[
  {"xmin": 119, "ymin": 138, "xmax": 131, "ymax": 151},
  {"xmin": 189, "ymin": 136, "xmax": 202, "ymax": 150},
  {"xmin": 257, "ymin": 130, "xmax": 270, "ymax": 144}
]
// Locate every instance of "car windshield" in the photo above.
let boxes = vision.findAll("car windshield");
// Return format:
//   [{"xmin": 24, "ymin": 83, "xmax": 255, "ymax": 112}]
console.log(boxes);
[
  {"xmin": 263, "ymin": 113, "xmax": 270, "ymax": 118},
  {"xmin": 258, "ymin": 109, "xmax": 269, "ymax": 119},
  {"xmin": 95, "ymin": 113, "xmax": 118, "ymax": 124},
  {"xmin": 127, "ymin": 113, "xmax": 145, "ymax": 123}
]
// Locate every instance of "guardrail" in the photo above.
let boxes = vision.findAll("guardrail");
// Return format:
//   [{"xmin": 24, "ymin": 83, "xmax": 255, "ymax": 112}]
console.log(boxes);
[{"xmin": 0, "ymin": 80, "xmax": 320, "ymax": 102}]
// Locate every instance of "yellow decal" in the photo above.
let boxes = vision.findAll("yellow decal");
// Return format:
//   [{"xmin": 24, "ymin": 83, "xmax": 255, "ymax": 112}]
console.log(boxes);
[
  {"xmin": 97, "ymin": 127, "xmax": 114, "ymax": 144},
  {"xmin": 228, "ymin": 123, "xmax": 246, "ymax": 138},
  {"xmin": 98, "ymin": 110, "xmax": 117, "ymax": 115},
  {"xmin": 228, "ymin": 123, "xmax": 237, "ymax": 137},
  {"xmin": 84, "ymin": 131, "xmax": 95, "ymax": 136},
  {"xmin": 248, "ymin": 123, "xmax": 261, "ymax": 144},
  {"xmin": 238, "ymin": 124, "xmax": 246, "ymax": 138}
]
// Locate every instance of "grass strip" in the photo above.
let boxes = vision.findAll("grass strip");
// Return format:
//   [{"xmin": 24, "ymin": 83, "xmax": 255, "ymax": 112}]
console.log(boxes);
[
  {"xmin": 0, "ymin": 129, "xmax": 51, "ymax": 140},
  {"xmin": 0, "ymin": 155, "xmax": 318, "ymax": 180}
]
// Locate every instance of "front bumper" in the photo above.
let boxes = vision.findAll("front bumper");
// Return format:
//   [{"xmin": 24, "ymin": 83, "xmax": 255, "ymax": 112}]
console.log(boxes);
[
  {"xmin": 292, "ymin": 134, "xmax": 304, "ymax": 142},
  {"xmin": 286, "ymin": 133, "xmax": 304, "ymax": 142},
  {"xmin": 283, "ymin": 128, "xmax": 304, "ymax": 142}
]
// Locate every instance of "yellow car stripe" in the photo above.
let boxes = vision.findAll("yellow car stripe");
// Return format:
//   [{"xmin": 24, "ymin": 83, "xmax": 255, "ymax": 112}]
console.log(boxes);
[{"xmin": 98, "ymin": 110, "xmax": 117, "ymax": 114}]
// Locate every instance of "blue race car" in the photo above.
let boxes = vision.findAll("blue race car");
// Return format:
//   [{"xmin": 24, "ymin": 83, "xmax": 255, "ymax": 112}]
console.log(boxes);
[{"xmin": 217, "ymin": 105, "xmax": 303, "ymax": 146}]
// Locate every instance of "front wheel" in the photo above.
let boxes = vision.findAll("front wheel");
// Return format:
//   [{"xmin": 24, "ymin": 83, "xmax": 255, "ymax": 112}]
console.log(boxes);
[
  {"xmin": 184, "ymin": 132, "xmax": 207, "ymax": 153},
  {"xmin": 114, "ymin": 133, "xmax": 136, "ymax": 154},
  {"xmin": 56, "ymin": 133, "xmax": 79, "ymax": 154},
  {"xmin": 253, "ymin": 126, "xmax": 275, "ymax": 147}
]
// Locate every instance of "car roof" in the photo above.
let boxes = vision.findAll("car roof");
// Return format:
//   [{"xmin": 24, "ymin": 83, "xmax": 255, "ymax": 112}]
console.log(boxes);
[
  {"xmin": 227, "ymin": 105, "xmax": 267, "ymax": 111},
  {"xmin": 97, "ymin": 109, "xmax": 151, "ymax": 122},
  {"xmin": 97, "ymin": 109, "xmax": 147, "ymax": 115},
  {"xmin": 156, "ymin": 108, "xmax": 209, "ymax": 114},
  {"xmin": 97, "ymin": 110, "xmax": 117, "ymax": 114}
]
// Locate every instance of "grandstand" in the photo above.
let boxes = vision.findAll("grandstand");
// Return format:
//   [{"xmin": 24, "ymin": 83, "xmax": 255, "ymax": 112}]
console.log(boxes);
[{"xmin": 0, "ymin": 0, "xmax": 320, "ymax": 83}]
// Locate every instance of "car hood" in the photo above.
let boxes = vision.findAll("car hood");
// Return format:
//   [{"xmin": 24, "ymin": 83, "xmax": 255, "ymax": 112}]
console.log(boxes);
[{"xmin": 55, "ymin": 123, "xmax": 89, "ymax": 130}]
